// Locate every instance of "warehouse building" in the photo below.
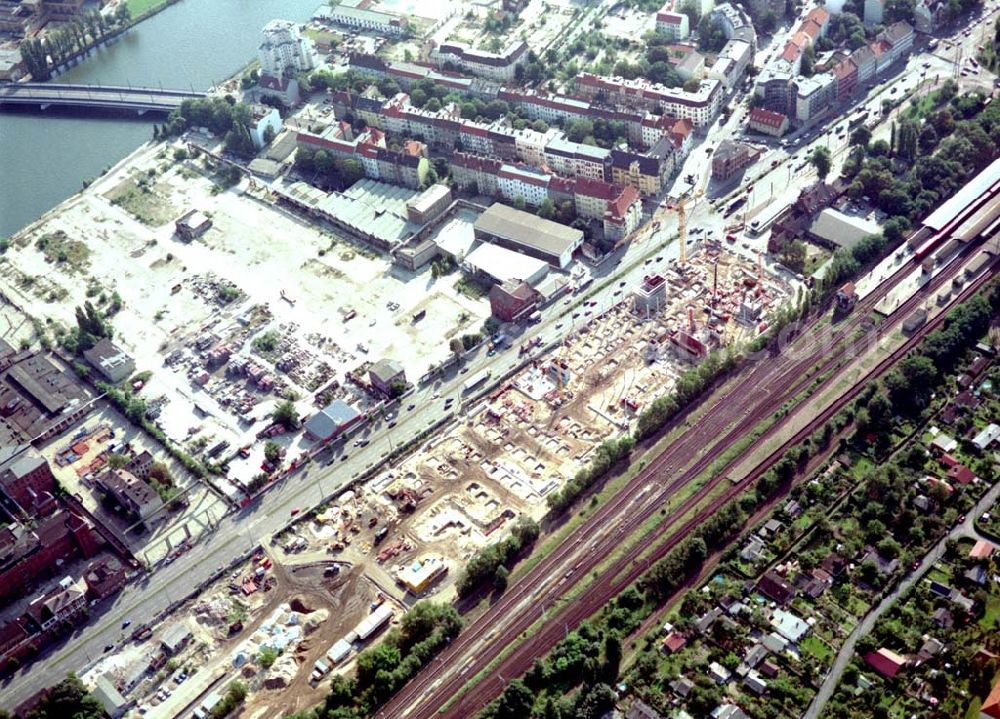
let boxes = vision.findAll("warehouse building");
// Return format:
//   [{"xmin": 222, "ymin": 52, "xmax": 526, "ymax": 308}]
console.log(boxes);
[
  {"xmin": 304, "ymin": 399, "xmax": 362, "ymax": 442},
  {"xmin": 405, "ymin": 184, "xmax": 452, "ymax": 225},
  {"xmin": 83, "ymin": 338, "xmax": 135, "ymax": 384},
  {"xmin": 396, "ymin": 555, "xmax": 449, "ymax": 594},
  {"xmin": 473, "ymin": 203, "xmax": 583, "ymax": 269},
  {"xmin": 806, "ymin": 208, "xmax": 881, "ymax": 249},
  {"xmin": 463, "ymin": 242, "xmax": 549, "ymax": 286}
]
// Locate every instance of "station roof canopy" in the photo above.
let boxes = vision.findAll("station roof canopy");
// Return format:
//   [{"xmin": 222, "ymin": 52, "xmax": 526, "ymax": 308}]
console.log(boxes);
[{"xmin": 923, "ymin": 157, "xmax": 1000, "ymax": 231}]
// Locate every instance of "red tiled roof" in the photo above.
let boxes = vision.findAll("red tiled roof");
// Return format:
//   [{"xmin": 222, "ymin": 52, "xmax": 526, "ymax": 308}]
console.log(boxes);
[
  {"xmin": 749, "ymin": 107, "xmax": 787, "ymax": 128},
  {"xmin": 832, "ymin": 58, "xmax": 858, "ymax": 80},
  {"xmin": 984, "ymin": 678, "xmax": 1000, "ymax": 719},
  {"xmin": 574, "ymin": 176, "xmax": 617, "ymax": 200},
  {"xmin": 946, "ymin": 464, "xmax": 976, "ymax": 485},
  {"xmin": 871, "ymin": 39, "xmax": 892, "ymax": 57},
  {"xmin": 806, "ymin": 6, "xmax": 830, "ymax": 26},
  {"xmin": 549, "ymin": 175, "xmax": 576, "ymax": 194},
  {"xmin": 669, "ymin": 117, "xmax": 693, "ymax": 139},
  {"xmin": 259, "ymin": 74, "xmax": 290, "ymax": 91},
  {"xmin": 938, "ymin": 452, "xmax": 959, "ymax": 468},
  {"xmin": 607, "ymin": 184, "xmax": 640, "ymax": 221},
  {"xmin": 781, "ymin": 42, "xmax": 803, "ymax": 63},
  {"xmin": 865, "ymin": 648, "xmax": 906, "ymax": 678},
  {"xmin": 662, "ymin": 632, "xmax": 687, "ymax": 653},
  {"xmin": 801, "ymin": 19, "xmax": 822, "ymax": 40},
  {"xmin": 970, "ymin": 540, "xmax": 994, "ymax": 560}
]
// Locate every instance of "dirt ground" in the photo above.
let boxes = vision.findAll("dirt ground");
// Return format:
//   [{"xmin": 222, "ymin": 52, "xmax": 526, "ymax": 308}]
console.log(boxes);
[{"xmin": 6, "ymin": 141, "xmax": 489, "ymax": 483}]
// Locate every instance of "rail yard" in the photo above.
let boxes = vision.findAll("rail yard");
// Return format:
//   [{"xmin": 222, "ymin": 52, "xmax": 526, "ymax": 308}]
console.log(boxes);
[
  {"xmin": 380, "ymin": 158, "xmax": 1000, "ymax": 719},
  {"xmin": 7, "ymin": 0, "xmax": 1000, "ymax": 714}
]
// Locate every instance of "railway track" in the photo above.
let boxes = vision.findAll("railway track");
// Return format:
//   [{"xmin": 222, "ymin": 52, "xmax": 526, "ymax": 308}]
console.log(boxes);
[
  {"xmin": 432, "ymin": 252, "xmax": 999, "ymax": 719},
  {"xmin": 381, "ymin": 239, "xmax": 992, "ymax": 719}
]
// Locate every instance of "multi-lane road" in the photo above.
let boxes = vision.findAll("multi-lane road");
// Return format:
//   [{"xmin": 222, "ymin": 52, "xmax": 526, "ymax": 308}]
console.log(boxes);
[{"xmin": 0, "ymin": 162, "xmax": 715, "ymax": 709}]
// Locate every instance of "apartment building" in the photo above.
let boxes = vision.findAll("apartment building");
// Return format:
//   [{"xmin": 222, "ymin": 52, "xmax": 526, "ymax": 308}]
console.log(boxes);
[
  {"xmin": 258, "ymin": 20, "xmax": 318, "ymax": 78},
  {"xmin": 747, "ymin": 107, "xmax": 789, "ymax": 137},
  {"xmin": 604, "ymin": 185, "xmax": 643, "ymax": 242},
  {"xmin": 831, "ymin": 57, "xmax": 858, "ymax": 100},
  {"xmin": 316, "ymin": 0, "xmax": 405, "ymax": 37},
  {"xmin": 708, "ymin": 39, "xmax": 753, "ymax": 90},
  {"xmin": 432, "ymin": 40, "xmax": 528, "ymax": 82},
  {"xmin": 544, "ymin": 136, "xmax": 610, "ymax": 181},
  {"xmin": 575, "ymin": 73, "xmax": 724, "ymax": 128},
  {"xmin": 451, "ymin": 152, "xmax": 502, "ymax": 196},
  {"xmin": 794, "ymin": 73, "xmax": 836, "ymax": 122},
  {"xmin": 655, "ymin": 7, "xmax": 690, "ymax": 40},
  {"xmin": 498, "ymin": 165, "xmax": 551, "ymax": 206}
]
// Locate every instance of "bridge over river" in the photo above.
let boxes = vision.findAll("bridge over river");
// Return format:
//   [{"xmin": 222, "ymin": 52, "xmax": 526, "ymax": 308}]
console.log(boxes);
[{"xmin": 0, "ymin": 82, "xmax": 207, "ymax": 114}]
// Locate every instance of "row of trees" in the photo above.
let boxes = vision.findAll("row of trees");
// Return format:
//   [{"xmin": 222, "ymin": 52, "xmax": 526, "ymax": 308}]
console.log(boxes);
[
  {"xmin": 545, "ymin": 434, "xmax": 636, "ymax": 513},
  {"xmin": 294, "ymin": 147, "xmax": 365, "ymax": 190},
  {"xmin": 455, "ymin": 517, "xmax": 540, "ymax": 596},
  {"xmin": 20, "ymin": 4, "xmax": 131, "ymax": 80},
  {"xmin": 162, "ymin": 97, "xmax": 258, "ymax": 159}
]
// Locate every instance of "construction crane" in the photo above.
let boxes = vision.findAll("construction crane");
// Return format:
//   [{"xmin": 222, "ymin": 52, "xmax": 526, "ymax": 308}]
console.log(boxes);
[
  {"xmin": 676, "ymin": 187, "xmax": 704, "ymax": 266},
  {"xmin": 678, "ymin": 162, "xmax": 712, "ymax": 264}
]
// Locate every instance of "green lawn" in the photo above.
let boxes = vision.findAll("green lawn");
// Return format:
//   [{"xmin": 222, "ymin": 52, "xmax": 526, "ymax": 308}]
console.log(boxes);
[
  {"xmin": 800, "ymin": 634, "xmax": 834, "ymax": 663},
  {"xmin": 126, "ymin": 0, "xmax": 172, "ymax": 16},
  {"xmin": 979, "ymin": 593, "xmax": 1000, "ymax": 630}
]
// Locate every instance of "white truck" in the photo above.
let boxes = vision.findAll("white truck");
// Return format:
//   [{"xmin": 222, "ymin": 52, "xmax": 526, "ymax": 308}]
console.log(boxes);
[{"xmin": 462, "ymin": 368, "xmax": 492, "ymax": 393}]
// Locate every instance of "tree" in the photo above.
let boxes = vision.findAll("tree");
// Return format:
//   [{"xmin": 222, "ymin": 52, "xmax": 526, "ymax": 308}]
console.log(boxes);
[
  {"xmin": 337, "ymin": 158, "xmax": 365, "ymax": 187},
  {"xmin": 810, "ymin": 146, "xmax": 832, "ymax": 180},
  {"xmin": 801, "ymin": 45, "xmax": 816, "ymax": 77},
  {"xmin": 148, "ymin": 462, "xmax": 172, "ymax": 487},
  {"xmin": 272, "ymin": 400, "xmax": 299, "ymax": 429},
  {"xmin": 493, "ymin": 565, "xmax": 509, "ymax": 592},
  {"xmin": 537, "ymin": 199, "xmax": 556, "ymax": 220},
  {"xmin": 30, "ymin": 675, "xmax": 105, "ymax": 719},
  {"xmin": 73, "ymin": 301, "xmax": 113, "ymax": 352},
  {"xmin": 264, "ymin": 441, "xmax": 283, "ymax": 464},
  {"xmin": 602, "ymin": 632, "xmax": 622, "ymax": 683},
  {"xmin": 884, "ymin": 0, "xmax": 915, "ymax": 22},
  {"xmin": 258, "ymin": 646, "xmax": 279, "ymax": 668},
  {"xmin": 779, "ymin": 239, "xmax": 808, "ymax": 273},
  {"xmin": 224, "ymin": 123, "xmax": 256, "ymax": 159},
  {"xmin": 493, "ymin": 679, "xmax": 534, "ymax": 719},
  {"xmin": 850, "ymin": 125, "xmax": 872, "ymax": 147}
]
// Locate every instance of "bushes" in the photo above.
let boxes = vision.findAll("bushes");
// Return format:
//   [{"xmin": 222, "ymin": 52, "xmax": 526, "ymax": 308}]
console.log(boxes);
[
  {"xmin": 546, "ymin": 435, "xmax": 636, "ymax": 513},
  {"xmin": 99, "ymin": 382, "xmax": 207, "ymax": 479},
  {"xmin": 456, "ymin": 517, "xmax": 540, "ymax": 597},
  {"xmin": 208, "ymin": 681, "xmax": 247, "ymax": 719},
  {"xmin": 635, "ymin": 350, "xmax": 737, "ymax": 440},
  {"xmin": 351, "ymin": 602, "xmax": 462, "ymax": 708}
]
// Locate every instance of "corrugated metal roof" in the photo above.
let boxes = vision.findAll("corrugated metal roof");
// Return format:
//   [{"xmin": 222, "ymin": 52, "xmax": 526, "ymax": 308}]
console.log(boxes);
[{"xmin": 923, "ymin": 157, "xmax": 1000, "ymax": 231}]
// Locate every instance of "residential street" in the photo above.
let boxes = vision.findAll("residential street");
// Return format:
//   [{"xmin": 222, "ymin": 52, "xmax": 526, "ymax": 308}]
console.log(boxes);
[{"xmin": 803, "ymin": 475, "xmax": 1000, "ymax": 719}]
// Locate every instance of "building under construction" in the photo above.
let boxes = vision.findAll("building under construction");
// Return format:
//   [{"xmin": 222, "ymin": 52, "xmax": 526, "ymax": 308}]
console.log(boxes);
[{"xmin": 629, "ymin": 244, "xmax": 791, "ymax": 362}]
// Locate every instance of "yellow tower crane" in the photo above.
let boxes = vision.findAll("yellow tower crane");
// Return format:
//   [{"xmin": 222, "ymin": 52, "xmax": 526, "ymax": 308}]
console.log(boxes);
[{"xmin": 677, "ymin": 197, "xmax": 688, "ymax": 266}]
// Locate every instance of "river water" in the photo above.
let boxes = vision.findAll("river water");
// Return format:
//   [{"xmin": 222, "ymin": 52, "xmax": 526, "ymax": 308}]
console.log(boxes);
[{"xmin": 0, "ymin": 0, "xmax": 320, "ymax": 237}]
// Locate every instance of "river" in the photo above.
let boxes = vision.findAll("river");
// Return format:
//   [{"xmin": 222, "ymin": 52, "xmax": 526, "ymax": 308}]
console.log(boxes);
[{"xmin": 0, "ymin": 0, "xmax": 320, "ymax": 237}]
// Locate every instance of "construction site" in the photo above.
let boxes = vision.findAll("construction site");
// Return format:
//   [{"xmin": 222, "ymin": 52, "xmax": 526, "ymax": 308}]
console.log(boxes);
[
  {"xmin": 81, "ymin": 542, "xmax": 392, "ymax": 719},
  {"xmin": 2, "ymin": 141, "xmax": 491, "ymax": 481},
  {"xmin": 238, "ymin": 240, "xmax": 796, "ymax": 617}
]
